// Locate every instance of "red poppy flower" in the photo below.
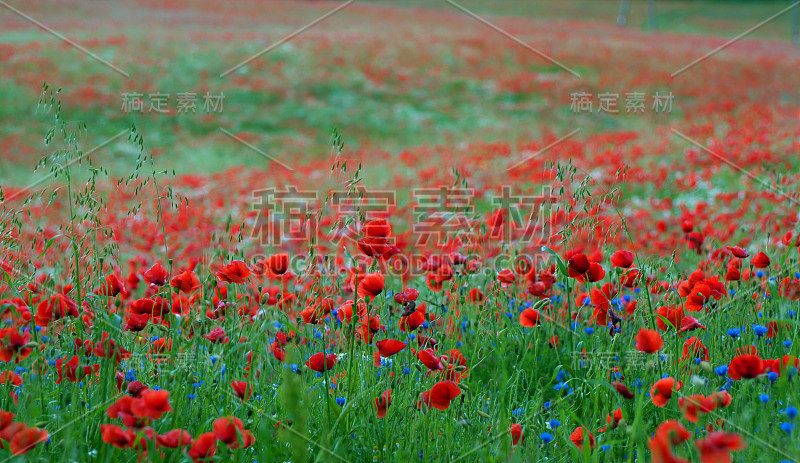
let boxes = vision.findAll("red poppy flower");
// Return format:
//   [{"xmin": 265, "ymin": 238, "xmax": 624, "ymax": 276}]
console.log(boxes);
[
  {"xmin": 682, "ymin": 337, "xmax": 709, "ymax": 362},
  {"xmin": 201, "ymin": 327, "xmax": 229, "ymax": 344},
  {"xmin": 709, "ymin": 391, "xmax": 732, "ymax": 408},
  {"xmin": 612, "ymin": 381, "xmax": 634, "ymax": 400},
  {"xmin": 399, "ymin": 307, "xmax": 427, "ymax": 332},
  {"xmin": 337, "ymin": 300, "xmax": 368, "ymax": 323},
  {"xmin": 358, "ymin": 237, "xmax": 386, "ymax": 258},
  {"xmin": 569, "ymin": 426, "xmax": 595, "ymax": 450},
  {"xmin": 656, "ymin": 306, "xmax": 683, "ymax": 331},
  {"xmin": 678, "ymin": 271, "xmax": 701, "ymax": 297},
  {"xmin": 301, "ymin": 299, "xmax": 332, "ymax": 324},
  {"xmin": 0, "ymin": 328, "xmax": 32, "ymax": 363},
  {"xmin": 215, "ymin": 260, "xmax": 251, "ymax": 284},
  {"xmin": 376, "ymin": 339, "xmax": 407, "ymax": 357},
  {"xmin": 678, "ymin": 316, "xmax": 706, "ymax": 333},
  {"xmin": 695, "ymin": 432, "xmax": 746, "ymax": 463},
  {"xmin": 581, "ymin": 262, "xmax": 605, "ymax": 283},
  {"xmin": 445, "ymin": 349, "xmax": 467, "ymax": 366},
  {"xmin": 157, "ymin": 429, "xmax": 193, "ymax": 448},
  {"xmin": 170, "ymin": 270, "xmax": 200, "ymax": 293},
  {"xmin": 765, "ymin": 321, "xmax": 779, "ymax": 339},
  {"xmin": 188, "ymin": 432, "xmax": 217, "ymax": 462},
  {"xmin": 750, "ymin": 251, "xmax": 770, "ymax": 269},
  {"xmin": 424, "ymin": 381, "xmax": 461, "ymax": 410},
  {"xmin": 685, "ymin": 284, "xmax": 712, "ymax": 312},
  {"xmin": 375, "ymin": 388, "xmax": 392, "ymax": 418},
  {"xmin": 433, "ymin": 262, "xmax": 454, "ymax": 279},
  {"xmin": 467, "ymin": 287, "xmax": 486, "ymax": 303},
  {"xmin": 603, "ymin": 408, "xmax": 624, "ymax": 431},
  {"xmin": 8, "ymin": 426, "xmax": 48, "ymax": 455},
  {"xmin": 213, "ymin": 416, "xmax": 254, "ymax": 449},
  {"xmin": 127, "ymin": 381, "xmax": 148, "ymax": 397},
  {"xmin": 107, "ymin": 395, "xmax": 143, "ymax": 427},
  {"xmin": 144, "ymin": 263, "xmax": 169, "ymax": 286},
  {"xmin": 764, "ymin": 355, "xmax": 799, "ymax": 377},
  {"xmin": 266, "ymin": 253, "xmax": 290, "ymax": 275},
  {"xmin": 497, "ymin": 269, "xmax": 515, "ymax": 285},
  {"xmin": 393, "ymin": 288, "xmax": 420, "ymax": 304},
  {"xmin": 56, "ymin": 355, "xmax": 99, "ymax": 384},
  {"xmin": 357, "ymin": 273, "xmax": 385, "ymax": 299},
  {"xmin": 526, "ymin": 281, "xmax": 545, "ymax": 297},
  {"xmin": 567, "ymin": 253, "xmax": 591, "ymax": 278},
  {"xmin": 519, "ymin": 308, "xmax": 541, "ymax": 327},
  {"xmin": 649, "ymin": 420, "xmax": 690, "ymax": 463},
  {"xmin": 540, "ymin": 270, "xmax": 556, "ymax": 288},
  {"xmin": 705, "ymin": 277, "xmax": 726, "ymax": 298},
  {"xmin": 590, "ymin": 288, "xmax": 610, "ymax": 326},
  {"xmin": 620, "ymin": 268, "xmax": 640, "ymax": 288},
  {"xmin": 728, "ymin": 354, "xmax": 765, "ymax": 380},
  {"xmin": 725, "ymin": 264, "xmax": 741, "ymax": 282},
  {"xmin": 364, "ymin": 219, "xmax": 392, "ymax": 238},
  {"xmin": 509, "ymin": 423, "xmax": 524, "ymax": 446},
  {"xmin": 0, "ymin": 410, "xmax": 13, "ymax": 429},
  {"xmin": 650, "ymin": 377, "xmax": 680, "ymax": 407},
  {"xmin": 726, "ymin": 246, "xmax": 749, "ymax": 258},
  {"xmin": 679, "ymin": 394, "xmax": 715, "ymax": 423},
  {"xmin": 0, "ymin": 371, "xmax": 22, "ymax": 387},
  {"xmin": 417, "ymin": 348, "xmax": 444, "ymax": 371},
  {"xmin": 34, "ymin": 294, "xmax": 79, "ymax": 327},
  {"xmin": 131, "ymin": 389, "xmax": 173, "ymax": 419},
  {"xmin": 635, "ymin": 328, "xmax": 664, "ymax": 353},
  {"xmin": 92, "ymin": 332, "xmax": 133, "ymax": 364},
  {"xmin": 0, "ymin": 421, "xmax": 24, "ymax": 446},
  {"xmin": 306, "ymin": 353, "xmax": 337, "ymax": 372},
  {"xmin": 357, "ymin": 314, "xmax": 383, "ymax": 343},
  {"xmin": 100, "ymin": 424, "xmax": 135, "ymax": 448},
  {"xmin": 95, "ymin": 274, "xmax": 126, "ymax": 297},
  {"xmin": 231, "ymin": 380, "xmax": 253, "ymax": 401},
  {"xmin": 129, "ymin": 298, "xmax": 155, "ymax": 315},
  {"xmin": 610, "ymin": 250, "xmax": 635, "ymax": 268},
  {"xmin": 123, "ymin": 313, "xmax": 150, "ymax": 332}
]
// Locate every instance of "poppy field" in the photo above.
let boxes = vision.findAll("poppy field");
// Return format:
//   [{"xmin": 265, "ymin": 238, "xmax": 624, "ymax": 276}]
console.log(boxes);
[{"xmin": 1, "ymin": 0, "xmax": 800, "ymax": 462}]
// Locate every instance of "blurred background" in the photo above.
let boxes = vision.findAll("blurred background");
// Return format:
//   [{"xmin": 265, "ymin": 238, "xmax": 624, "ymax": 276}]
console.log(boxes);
[{"xmin": 0, "ymin": 0, "xmax": 798, "ymax": 186}]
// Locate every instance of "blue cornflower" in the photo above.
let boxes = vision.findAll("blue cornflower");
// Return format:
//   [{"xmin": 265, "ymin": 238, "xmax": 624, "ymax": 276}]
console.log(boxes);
[{"xmin": 753, "ymin": 325, "xmax": 768, "ymax": 337}]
